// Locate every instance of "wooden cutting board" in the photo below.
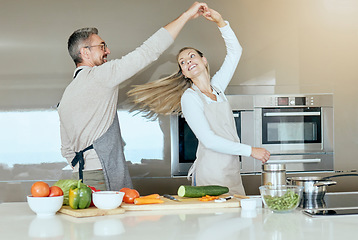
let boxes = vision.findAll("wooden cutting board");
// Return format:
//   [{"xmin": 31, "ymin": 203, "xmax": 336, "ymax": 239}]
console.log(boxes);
[
  {"xmin": 121, "ymin": 195, "xmax": 240, "ymax": 211},
  {"xmin": 58, "ymin": 206, "xmax": 125, "ymax": 218}
]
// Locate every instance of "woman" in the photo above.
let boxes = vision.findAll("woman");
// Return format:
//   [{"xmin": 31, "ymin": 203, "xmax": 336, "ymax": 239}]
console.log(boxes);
[{"xmin": 128, "ymin": 8, "xmax": 270, "ymax": 195}]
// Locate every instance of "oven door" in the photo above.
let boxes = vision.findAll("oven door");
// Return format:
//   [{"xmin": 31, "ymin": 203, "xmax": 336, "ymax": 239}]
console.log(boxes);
[{"xmin": 258, "ymin": 107, "xmax": 323, "ymax": 154}]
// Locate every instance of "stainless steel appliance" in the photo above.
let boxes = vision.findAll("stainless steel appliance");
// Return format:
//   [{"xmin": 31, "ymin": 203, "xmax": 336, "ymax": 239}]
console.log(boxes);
[
  {"xmin": 170, "ymin": 93, "xmax": 334, "ymax": 176},
  {"xmin": 254, "ymin": 94, "xmax": 334, "ymax": 172},
  {"xmin": 261, "ymin": 163, "xmax": 286, "ymax": 186},
  {"xmin": 170, "ymin": 95, "xmax": 255, "ymax": 176}
]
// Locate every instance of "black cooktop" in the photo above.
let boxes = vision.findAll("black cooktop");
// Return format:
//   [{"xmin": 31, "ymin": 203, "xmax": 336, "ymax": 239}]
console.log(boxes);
[{"xmin": 300, "ymin": 192, "xmax": 358, "ymax": 209}]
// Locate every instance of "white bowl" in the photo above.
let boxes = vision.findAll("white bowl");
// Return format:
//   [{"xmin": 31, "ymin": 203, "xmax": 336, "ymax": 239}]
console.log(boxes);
[
  {"xmin": 92, "ymin": 191, "xmax": 124, "ymax": 210},
  {"xmin": 27, "ymin": 195, "xmax": 64, "ymax": 217},
  {"xmin": 240, "ymin": 198, "xmax": 257, "ymax": 210}
]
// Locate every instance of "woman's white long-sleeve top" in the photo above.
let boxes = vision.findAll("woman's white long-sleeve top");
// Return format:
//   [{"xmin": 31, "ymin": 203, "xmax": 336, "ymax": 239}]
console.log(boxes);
[{"xmin": 180, "ymin": 22, "xmax": 252, "ymax": 157}]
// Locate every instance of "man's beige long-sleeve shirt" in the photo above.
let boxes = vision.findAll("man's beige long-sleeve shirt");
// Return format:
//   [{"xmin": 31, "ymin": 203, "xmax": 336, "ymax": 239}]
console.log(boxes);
[{"xmin": 58, "ymin": 28, "xmax": 173, "ymax": 172}]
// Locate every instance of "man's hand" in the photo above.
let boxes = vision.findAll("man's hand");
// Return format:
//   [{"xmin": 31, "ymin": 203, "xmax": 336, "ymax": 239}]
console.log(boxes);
[{"xmin": 164, "ymin": 2, "xmax": 209, "ymax": 39}]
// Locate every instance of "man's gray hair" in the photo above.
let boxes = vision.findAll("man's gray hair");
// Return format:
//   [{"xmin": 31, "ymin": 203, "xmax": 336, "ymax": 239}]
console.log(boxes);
[{"xmin": 68, "ymin": 27, "xmax": 98, "ymax": 64}]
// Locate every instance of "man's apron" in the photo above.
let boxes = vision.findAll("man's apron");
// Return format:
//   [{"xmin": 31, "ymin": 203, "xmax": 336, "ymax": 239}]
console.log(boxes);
[
  {"xmin": 92, "ymin": 113, "xmax": 133, "ymax": 190},
  {"xmin": 70, "ymin": 68, "xmax": 133, "ymax": 191},
  {"xmin": 187, "ymin": 86, "xmax": 245, "ymax": 195}
]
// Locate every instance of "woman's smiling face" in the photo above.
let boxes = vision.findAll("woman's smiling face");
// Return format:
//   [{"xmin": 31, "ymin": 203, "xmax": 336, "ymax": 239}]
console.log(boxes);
[{"xmin": 177, "ymin": 48, "xmax": 207, "ymax": 79}]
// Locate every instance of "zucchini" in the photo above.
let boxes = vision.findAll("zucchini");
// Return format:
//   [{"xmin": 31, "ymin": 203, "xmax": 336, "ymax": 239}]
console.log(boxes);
[{"xmin": 177, "ymin": 185, "xmax": 229, "ymax": 198}]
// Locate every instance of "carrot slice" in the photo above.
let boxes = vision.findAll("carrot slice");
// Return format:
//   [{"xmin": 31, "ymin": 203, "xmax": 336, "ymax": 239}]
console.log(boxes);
[
  {"xmin": 134, "ymin": 197, "xmax": 164, "ymax": 205},
  {"xmin": 199, "ymin": 195, "xmax": 219, "ymax": 201},
  {"xmin": 139, "ymin": 194, "xmax": 160, "ymax": 199}
]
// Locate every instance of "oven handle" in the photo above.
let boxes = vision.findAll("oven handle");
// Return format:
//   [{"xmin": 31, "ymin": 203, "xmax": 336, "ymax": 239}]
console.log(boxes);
[
  {"xmin": 266, "ymin": 159, "xmax": 321, "ymax": 164},
  {"xmin": 263, "ymin": 112, "xmax": 321, "ymax": 117}
]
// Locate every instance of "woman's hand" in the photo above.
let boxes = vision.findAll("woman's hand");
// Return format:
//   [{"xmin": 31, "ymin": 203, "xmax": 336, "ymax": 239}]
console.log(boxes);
[
  {"xmin": 184, "ymin": 2, "xmax": 209, "ymax": 20},
  {"xmin": 202, "ymin": 8, "xmax": 226, "ymax": 27},
  {"xmin": 251, "ymin": 147, "xmax": 270, "ymax": 163}
]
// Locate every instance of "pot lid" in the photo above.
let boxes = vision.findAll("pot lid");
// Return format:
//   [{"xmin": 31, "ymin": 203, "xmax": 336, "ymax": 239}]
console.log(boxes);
[
  {"xmin": 262, "ymin": 163, "xmax": 286, "ymax": 171},
  {"xmin": 288, "ymin": 176, "xmax": 323, "ymax": 181}
]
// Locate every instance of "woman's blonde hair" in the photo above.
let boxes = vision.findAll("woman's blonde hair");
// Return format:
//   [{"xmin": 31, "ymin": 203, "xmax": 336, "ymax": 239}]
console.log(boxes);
[{"xmin": 127, "ymin": 47, "xmax": 209, "ymax": 119}]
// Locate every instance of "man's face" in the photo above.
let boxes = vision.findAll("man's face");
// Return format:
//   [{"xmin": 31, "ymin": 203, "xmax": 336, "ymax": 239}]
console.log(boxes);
[{"xmin": 85, "ymin": 34, "xmax": 110, "ymax": 66}]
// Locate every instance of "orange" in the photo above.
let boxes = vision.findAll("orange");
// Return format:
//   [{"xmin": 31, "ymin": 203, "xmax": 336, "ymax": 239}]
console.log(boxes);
[{"xmin": 31, "ymin": 181, "xmax": 50, "ymax": 197}]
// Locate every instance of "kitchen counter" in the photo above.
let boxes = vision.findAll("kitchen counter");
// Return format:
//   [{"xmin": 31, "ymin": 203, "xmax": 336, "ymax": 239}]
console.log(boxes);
[{"xmin": 2, "ymin": 200, "xmax": 358, "ymax": 239}]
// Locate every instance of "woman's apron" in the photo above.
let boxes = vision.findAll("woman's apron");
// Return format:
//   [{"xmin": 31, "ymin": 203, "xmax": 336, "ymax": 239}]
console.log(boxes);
[
  {"xmin": 69, "ymin": 69, "xmax": 133, "ymax": 191},
  {"xmin": 187, "ymin": 86, "xmax": 245, "ymax": 195}
]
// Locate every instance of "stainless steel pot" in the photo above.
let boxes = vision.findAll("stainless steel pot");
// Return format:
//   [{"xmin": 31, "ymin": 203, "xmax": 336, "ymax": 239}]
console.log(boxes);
[{"xmin": 286, "ymin": 176, "xmax": 337, "ymax": 200}]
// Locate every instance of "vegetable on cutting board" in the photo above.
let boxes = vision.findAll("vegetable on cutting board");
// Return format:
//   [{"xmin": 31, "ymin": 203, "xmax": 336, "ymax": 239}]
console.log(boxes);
[
  {"xmin": 177, "ymin": 185, "xmax": 229, "ymax": 198},
  {"xmin": 120, "ymin": 188, "xmax": 140, "ymax": 204},
  {"xmin": 199, "ymin": 195, "xmax": 220, "ymax": 201},
  {"xmin": 53, "ymin": 179, "xmax": 87, "ymax": 205},
  {"xmin": 68, "ymin": 180, "xmax": 92, "ymax": 209},
  {"xmin": 134, "ymin": 197, "xmax": 164, "ymax": 205},
  {"xmin": 140, "ymin": 194, "xmax": 160, "ymax": 199}
]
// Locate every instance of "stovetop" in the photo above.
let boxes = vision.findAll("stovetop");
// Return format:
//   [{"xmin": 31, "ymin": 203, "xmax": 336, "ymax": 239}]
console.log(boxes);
[{"xmin": 300, "ymin": 192, "xmax": 358, "ymax": 209}]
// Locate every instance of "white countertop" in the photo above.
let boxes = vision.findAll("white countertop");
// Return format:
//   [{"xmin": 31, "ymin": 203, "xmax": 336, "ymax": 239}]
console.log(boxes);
[{"xmin": 2, "ymin": 202, "xmax": 358, "ymax": 239}]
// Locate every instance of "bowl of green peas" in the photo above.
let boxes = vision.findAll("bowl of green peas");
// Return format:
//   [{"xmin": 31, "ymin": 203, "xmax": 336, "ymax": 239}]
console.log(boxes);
[{"xmin": 259, "ymin": 185, "xmax": 303, "ymax": 213}]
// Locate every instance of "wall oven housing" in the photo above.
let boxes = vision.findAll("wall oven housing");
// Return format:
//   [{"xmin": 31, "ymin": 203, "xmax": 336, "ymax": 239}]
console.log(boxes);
[
  {"xmin": 254, "ymin": 94, "xmax": 334, "ymax": 172},
  {"xmin": 170, "ymin": 94, "xmax": 334, "ymax": 176}
]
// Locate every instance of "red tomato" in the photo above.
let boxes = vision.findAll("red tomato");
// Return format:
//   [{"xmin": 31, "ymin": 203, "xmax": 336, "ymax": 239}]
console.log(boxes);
[
  {"xmin": 31, "ymin": 181, "xmax": 50, "ymax": 197},
  {"xmin": 49, "ymin": 186, "xmax": 64, "ymax": 197},
  {"xmin": 120, "ymin": 188, "xmax": 140, "ymax": 204}
]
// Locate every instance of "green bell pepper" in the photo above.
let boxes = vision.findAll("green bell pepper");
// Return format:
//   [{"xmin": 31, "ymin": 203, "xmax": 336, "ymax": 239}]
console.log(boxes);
[{"xmin": 69, "ymin": 180, "xmax": 92, "ymax": 209}]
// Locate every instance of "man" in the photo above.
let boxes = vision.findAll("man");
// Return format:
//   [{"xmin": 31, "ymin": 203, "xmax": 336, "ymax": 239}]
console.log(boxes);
[{"xmin": 58, "ymin": 2, "xmax": 209, "ymax": 191}]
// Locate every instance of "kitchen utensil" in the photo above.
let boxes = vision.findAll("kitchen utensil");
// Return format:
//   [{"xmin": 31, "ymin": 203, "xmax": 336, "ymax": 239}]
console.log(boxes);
[
  {"xmin": 215, "ymin": 196, "xmax": 233, "ymax": 202},
  {"xmin": 59, "ymin": 206, "xmax": 125, "ymax": 218},
  {"xmin": 320, "ymin": 173, "xmax": 358, "ymax": 180},
  {"xmin": 240, "ymin": 198, "xmax": 257, "ymax": 210},
  {"xmin": 27, "ymin": 195, "xmax": 64, "ymax": 217},
  {"xmin": 287, "ymin": 176, "xmax": 336, "ymax": 201},
  {"xmin": 233, "ymin": 194, "xmax": 250, "ymax": 199},
  {"xmin": 92, "ymin": 191, "xmax": 124, "ymax": 210},
  {"xmin": 121, "ymin": 194, "xmax": 240, "ymax": 211},
  {"xmin": 259, "ymin": 185, "xmax": 303, "ymax": 213},
  {"xmin": 163, "ymin": 194, "xmax": 180, "ymax": 201},
  {"xmin": 261, "ymin": 163, "xmax": 286, "ymax": 186}
]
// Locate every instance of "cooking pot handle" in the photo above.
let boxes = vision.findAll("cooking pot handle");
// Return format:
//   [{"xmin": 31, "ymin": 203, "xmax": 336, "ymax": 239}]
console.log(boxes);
[
  {"xmin": 313, "ymin": 181, "xmax": 337, "ymax": 187},
  {"xmin": 321, "ymin": 173, "xmax": 358, "ymax": 180}
]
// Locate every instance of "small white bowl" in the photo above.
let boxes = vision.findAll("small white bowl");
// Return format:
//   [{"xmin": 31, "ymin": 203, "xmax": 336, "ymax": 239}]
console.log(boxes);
[
  {"xmin": 27, "ymin": 195, "xmax": 64, "ymax": 217},
  {"xmin": 240, "ymin": 198, "xmax": 257, "ymax": 210},
  {"xmin": 92, "ymin": 191, "xmax": 124, "ymax": 210}
]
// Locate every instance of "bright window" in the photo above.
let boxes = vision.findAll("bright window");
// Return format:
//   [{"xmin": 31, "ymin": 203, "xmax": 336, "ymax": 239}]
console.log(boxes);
[{"xmin": 0, "ymin": 110, "xmax": 164, "ymax": 180}]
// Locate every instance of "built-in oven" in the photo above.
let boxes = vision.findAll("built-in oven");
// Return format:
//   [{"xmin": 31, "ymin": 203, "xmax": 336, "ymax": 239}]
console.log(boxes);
[
  {"xmin": 254, "ymin": 94, "xmax": 334, "ymax": 172},
  {"xmin": 170, "ymin": 94, "xmax": 334, "ymax": 176},
  {"xmin": 170, "ymin": 95, "xmax": 255, "ymax": 176}
]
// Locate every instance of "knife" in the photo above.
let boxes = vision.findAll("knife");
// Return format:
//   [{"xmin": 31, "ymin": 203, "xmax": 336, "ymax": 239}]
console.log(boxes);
[
  {"xmin": 163, "ymin": 194, "xmax": 181, "ymax": 201},
  {"xmin": 215, "ymin": 196, "xmax": 233, "ymax": 203}
]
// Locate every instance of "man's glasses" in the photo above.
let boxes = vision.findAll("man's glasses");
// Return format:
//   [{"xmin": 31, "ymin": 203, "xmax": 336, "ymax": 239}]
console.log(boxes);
[{"xmin": 85, "ymin": 43, "xmax": 108, "ymax": 51}]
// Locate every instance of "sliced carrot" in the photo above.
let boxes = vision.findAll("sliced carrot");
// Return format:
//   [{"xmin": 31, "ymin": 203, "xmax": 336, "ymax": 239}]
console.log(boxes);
[
  {"xmin": 199, "ymin": 195, "xmax": 219, "ymax": 201},
  {"xmin": 134, "ymin": 197, "xmax": 165, "ymax": 205},
  {"xmin": 139, "ymin": 194, "xmax": 160, "ymax": 199}
]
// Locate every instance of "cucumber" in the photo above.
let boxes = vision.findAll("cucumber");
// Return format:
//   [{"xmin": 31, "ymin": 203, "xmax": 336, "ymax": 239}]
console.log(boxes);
[{"xmin": 177, "ymin": 185, "xmax": 229, "ymax": 198}]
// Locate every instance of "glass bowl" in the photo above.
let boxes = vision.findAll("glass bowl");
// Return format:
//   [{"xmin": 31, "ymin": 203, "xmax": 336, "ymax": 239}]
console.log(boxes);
[{"xmin": 259, "ymin": 185, "xmax": 303, "ymax": 213}]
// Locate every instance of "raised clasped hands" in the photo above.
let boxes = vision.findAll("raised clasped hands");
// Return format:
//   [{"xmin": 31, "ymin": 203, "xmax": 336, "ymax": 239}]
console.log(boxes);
[{"xmin": 185, "ymin": 2, "xmax": 209, "ymax": 20}]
